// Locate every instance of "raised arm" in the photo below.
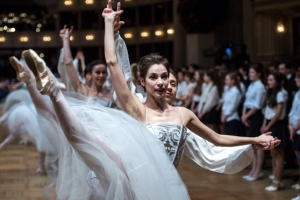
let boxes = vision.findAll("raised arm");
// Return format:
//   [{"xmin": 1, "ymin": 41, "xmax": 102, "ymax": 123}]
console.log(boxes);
[
  {"xmin": 60, "ymin": 26, "xmax": 88, "ymax": 95},
  {"xmin": 103, "ymin": 2, "xmax": 144, "ymax": 120}
]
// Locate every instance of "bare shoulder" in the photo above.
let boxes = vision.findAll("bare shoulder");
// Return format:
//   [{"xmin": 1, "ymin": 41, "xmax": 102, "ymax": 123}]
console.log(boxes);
[{"xmin": 176, "ymin": 106, "xmax": 196, "ymax": 125}]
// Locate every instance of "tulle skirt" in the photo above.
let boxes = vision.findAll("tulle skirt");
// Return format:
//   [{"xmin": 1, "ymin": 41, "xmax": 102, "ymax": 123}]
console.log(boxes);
[{"xmin": 42, "ymin": 91, "xmax": 190, "ymax": 200}]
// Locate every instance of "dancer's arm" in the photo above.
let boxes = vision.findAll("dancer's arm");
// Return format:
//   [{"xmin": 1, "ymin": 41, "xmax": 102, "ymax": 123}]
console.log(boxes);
[
  {"xmin": 184, "ymin": 130, "xmax": 254, "ymax": 174},
  {"xmin": 182, "ymin": 107, "xmax": 279, "ymax": 148},
  {"xmin": 60, "ymin": 26, "xmax": 88, "ymax": 95},
  {"xmin": 103, "ymin": 5, "xmax": 144, "ymax": 120}
]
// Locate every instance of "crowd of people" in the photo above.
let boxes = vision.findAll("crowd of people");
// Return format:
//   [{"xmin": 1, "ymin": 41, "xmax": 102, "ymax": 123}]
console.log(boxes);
[
  {"xmin": 0, "ymin": 1, "xmax": 297, "ymax": 199},
  {"xmin": 171, "ymin": 61, "xmax": 300, "ymax": 195}
]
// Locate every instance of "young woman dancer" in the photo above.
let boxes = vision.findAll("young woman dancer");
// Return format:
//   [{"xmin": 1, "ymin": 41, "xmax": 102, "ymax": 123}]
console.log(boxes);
[
  {"xmin": 59, "ymin": 26, "xmax": 114, "ymax": 107},
  {"xmin": 221, "ymin": 72, "xmax": 243, "ymax": 136},
  {"xmin": 261, "ymin": 73, "xmax": 288, "ymax": 191},
  {"xmin": 242, "ymin": 63, "xmax": 266, "ymax": 181}
]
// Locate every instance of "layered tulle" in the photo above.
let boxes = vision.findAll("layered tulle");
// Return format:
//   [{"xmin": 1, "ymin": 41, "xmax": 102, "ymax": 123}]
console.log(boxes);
[{"xmin": 43, "ymin": 91, "xmax": 190, "ymax": 200}]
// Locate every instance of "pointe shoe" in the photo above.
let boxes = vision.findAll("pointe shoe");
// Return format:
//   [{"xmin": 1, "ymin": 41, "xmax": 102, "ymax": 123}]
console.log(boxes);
[
  {"xmin": 9, "ymin": 56, "xmax": 25, "ymax": 82},
  {"xmin": 246, "ymin": 172, "xmax": 264, "ymax": 181},
  {"xmin": 292, "ymin": 196, "xmax": 300, "ymax": 200},
  {"xmin": 269, "ymin": 175, "xmax": 274, "ymax": 180},
  {"xmin": 23, "ymin": 49, "xmax": 57, "ymax": 95}
]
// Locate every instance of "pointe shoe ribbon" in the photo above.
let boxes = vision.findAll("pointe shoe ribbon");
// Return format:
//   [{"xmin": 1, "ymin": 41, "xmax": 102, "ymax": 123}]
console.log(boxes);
[
  {"xmin": 9, "ymin": 56, "xmax": 26, "ymax": 82},
  {"xmin": 23, "ymin": 49, "xmax": 57, "ymax": 95}
]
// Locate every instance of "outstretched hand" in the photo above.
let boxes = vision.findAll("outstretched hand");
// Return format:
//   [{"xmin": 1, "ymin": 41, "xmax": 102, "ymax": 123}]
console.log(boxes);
[
  {"xmin": 252, "ymin": 132, "xmax": 281, "ymax": 150},
  {"xmin": 102, "ymin": 0, "xmax": 124, "ymax": 25},
  {"xmin": 59, "ymin": 25, "xmax": 74, "ymax": 41}
]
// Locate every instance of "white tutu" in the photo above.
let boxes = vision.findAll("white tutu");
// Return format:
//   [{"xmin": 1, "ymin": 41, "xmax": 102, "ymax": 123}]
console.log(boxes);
[{"xmin": 40, "ymin": 91, "xmax": 190, "ymax": 200}]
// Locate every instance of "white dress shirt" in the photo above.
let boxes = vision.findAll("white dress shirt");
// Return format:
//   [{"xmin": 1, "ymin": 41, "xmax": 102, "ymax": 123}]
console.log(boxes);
[
  {"xmin": 264, "ymin": 90, "xmax": 288, "ymax": 120},
  {"xmin": 289, "ymin": 90, "xmax": 300, "ymax": 135},
  {"xmin": 197, "ymin": 82, "xmax": 219, "ymax": 114},
  {"xmin": 244, "ymin": 80, "xmax": 266, "ymax": 109},
  {"xmin": 222, "ymin": 86, "xmax": 242, "ymax": 122}
]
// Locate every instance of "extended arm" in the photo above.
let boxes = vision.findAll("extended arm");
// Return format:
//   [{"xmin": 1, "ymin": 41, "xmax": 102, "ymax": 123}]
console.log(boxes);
[
  {"xmin": 103, "ymin": 6, "xmax": 144, "ymax": 120},
  {"xmin": 59, "ymin": 26, "xmax": 87, "ymax": 94},
  {"xmin": 183, "ymin": 107, "xmax": 278, "ymax": 148}
]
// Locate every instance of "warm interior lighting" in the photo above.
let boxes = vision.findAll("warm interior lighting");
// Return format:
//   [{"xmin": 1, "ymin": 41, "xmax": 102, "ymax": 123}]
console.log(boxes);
[
  {"xmin": 124, "ymin": 33, "xmax": 133, "ymax": 39},
  {"xmin": 86, "ymin": 35, "xmax": 94, "ymax": 40},
  {"xmin": 141, "ymin": 32, "xmax": 149, "ymax": 37},
  {"xmin": 64, "ymin": 0, "xmax": 73, "ymax": 6},
  {"xmin": 40, "ymin": 53, "xmax": 44, "ymax": 58},
  {"xmin": 20, "ymin": 13, "xmax": 27, "ymax": 17},
  {"xmin": 20, "ymin": 37, "xmax": 29, "ymax": 42},
  {"xmin": 0, "ymin": 37, "xmax": 5, "ymax": 42},
  {"xmin": 3, "ymin": 26, "xmax": 7, "ymax": 30},
  {"xmin": 7, "ymin": 28, "xmax": 15, "ymax": 32},
  {"xmin": 70, "ymin": 36, "xmax": 74, "ymax": 41},
  {"xmin": 167, "ymin": 29, "xmax": 174, "ymax": 34},
  {"xmin": 276, "ymin": 22, "xmax": 285, "ymax": 33},
  {"xmin": 36, "ymin": 28, "xmax": 40, "ymax": 32},
  {"xmin": 43, "ymin": 36, "xmax": 51, "ymax": 42},
  {"xmin": 155, "ymin": 30, "xmax": 164, "ymax": 36},
  {"xmin": 85, "ymin": 0, "xmax": 94, "ymax": 4}
]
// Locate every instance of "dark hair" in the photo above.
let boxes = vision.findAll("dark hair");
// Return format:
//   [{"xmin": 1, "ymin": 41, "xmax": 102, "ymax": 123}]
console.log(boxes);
[
  {"xmin": 249, "ymin": 62, "xmax": 265, "ymax": 84},
  {"xmin": 85, "ymin": 60, "xmax": 107, "ymax": 76},
  {"xmin": 279, "ymin": 61, "xmax": 291, "ymax": 69},
  {"xmin": 131, "ymin": 63, "xmax": 138, "ymax": 80},
  {"xmin": 177, "ymin": 70, "xmax": 186, "ymax": 77},
  {"xmin": 169, "ymin": 69, "xmax": 178, "ymax": 86},
  {"xmin": 297, "ymin": 71, "xmax": 300, "ymax": 79},
  {"xmin": 265, "ymin": 73, "xmax": 283, "ymax": 108},
  {"xmin": 194, "ymin": 70, "xmax": 204, "ymax": 95},
  {"xmin": 227, "ymin": 71, "xmax": 242, "ymax": 94},
  {"xmin": 204, "ymin": 68, "xmax": 223, "ymax": 96},
  {"xmin": 138, "ymin": 53, "xmax": 170, "ymax": 79},
  {"xmin": 240, "ymin": 64, "xmax": 249, "ymax": 75},
  {"xmin": 278, "ymin": 73, "xmax": 288, "ymax": 90}
]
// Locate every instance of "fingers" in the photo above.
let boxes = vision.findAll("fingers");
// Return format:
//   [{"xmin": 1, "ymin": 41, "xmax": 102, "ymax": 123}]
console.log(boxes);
[
  {"xmin": 117, "ymin": 2, "xmax": 121, "ymax": 11},
  {"xmin": 107, "ymin": 0, "xmax": 112, "ymax": 9},
  {"xmin": 263, "ymin": 132, "xmax": 272, "ymax": 136},
  {"xmin": 69, "ymin": 26, "xmax": 74, "ymax": 35}
]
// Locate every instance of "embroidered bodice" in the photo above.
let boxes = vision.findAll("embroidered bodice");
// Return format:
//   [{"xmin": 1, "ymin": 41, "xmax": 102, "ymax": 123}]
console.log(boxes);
[
  {"xmin": 145, "ymin": 122, "xmax": 187, "ymax": 167},
  {"xmin": 144, "ymin": 107, "xmax": 187, "ymax": 168}
]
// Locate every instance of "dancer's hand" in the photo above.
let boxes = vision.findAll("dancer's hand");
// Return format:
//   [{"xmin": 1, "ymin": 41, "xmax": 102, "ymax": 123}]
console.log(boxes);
[
  {"xmin": 109, "ymin": 2, "xmax": 125, "ymax": 32},
  {"xmin": 253, "ymin": 132, "xmax": 280, "ymax": 150},
  {"xmin": 102, "ymin": 0, "xmax": 124, "ymax": 23},
  {"xmin": 59, "ymin": 25, "xmax": 74, "ymax": 41},
  {"xmin": 242, "ymin": 115, "xmax": 250, "ymax": 127}
]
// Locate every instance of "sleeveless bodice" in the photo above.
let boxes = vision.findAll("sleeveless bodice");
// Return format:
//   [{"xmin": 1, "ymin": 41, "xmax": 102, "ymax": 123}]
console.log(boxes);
[
  {"xmin": 144, "ymin": 107, "xmax": 188, "ymax": 168},
  {"xmin": 93, "ymin": 98, "xmax": 112, "ymax": 108}
]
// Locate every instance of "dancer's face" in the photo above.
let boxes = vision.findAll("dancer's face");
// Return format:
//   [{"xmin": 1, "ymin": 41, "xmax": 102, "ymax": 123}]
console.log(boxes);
[
  {"xmin": 140, "ymin": 64, "xmax": 169, "ymax": 99},
  {"xmin": 225, "ymin": 75, "xmax": 234, "ymax": 87},
  {"xmin": 92, "ymin": 64, "xmax": 107, "ymax": 87},
  {"xmin": 166, "ymin": 73, "xmax": 178, "ymax": 104}
]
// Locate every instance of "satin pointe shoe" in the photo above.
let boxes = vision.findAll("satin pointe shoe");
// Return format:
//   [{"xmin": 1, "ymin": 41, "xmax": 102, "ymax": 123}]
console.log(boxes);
[
  {"xmin": 268, "ymin": 175, "xmax": 274, "ymax": 180},
  {"xmin": 265, "ymin": 180, "xmax": 283, "ymax": 191},
  {"xmin": 23, "ymin": 49, "xmax": 57, "ymax": 95},
  {"xmin": 246, "ymin": 172, "xmax": 264, "ymax": 181},
  {"xmin": 9, "ymin": 56, "xmax": 25, "ymax": 82}
]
